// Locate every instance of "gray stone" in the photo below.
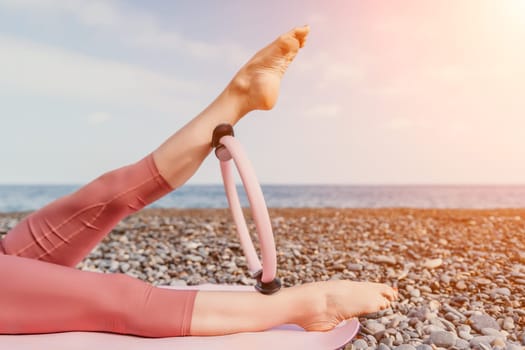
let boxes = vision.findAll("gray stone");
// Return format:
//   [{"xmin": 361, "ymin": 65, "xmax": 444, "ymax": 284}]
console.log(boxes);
[
  {"xmin": 477, "ymin": 343, "xmax": 492, "ymax": 350},
  {"xmin": 423, "ymin": 258, "xmax": 443, "ymax": 269},
  {"xmin": 469, "ymin": 335, "xmax": 498, "ymax": 347},
  {"xmin": 169, "ymin": 279, "xmax": 187, "ymax": 287},
  {"xmin": 459, "ymin": 331, "xmax": 473, "ymax": 340},
  {"xmin": 409, "ymin": 288, "xmax": 421, "ymax": 298},
  {"xmin": 377, "ymin": 344, "xmax": 391, "ymax": 350},
  {"xmin": 442, "ymin": 304, "xmax": 467, "ymax": 321},
  {"xmin": 371, "ymin": 255, "xmax": 397, "ymax": 266},
  {"xmin": 109, "ymin": 260, "xmax": 119, "ymax": 272},
  {"xmin": 457, "ymin": 325, "xmax": 471, "ymax": 333},
  {"xmin": 120, "ymin": 262, "xmax": 130, "ymax": 272},
  {"xmin": 347, "ymin": 263, "xmax": 364, "ymax": 271},
  {"xmin": 186, "ymin": 254, "xmax": 204, "ymax": 262},
  {"xmin": 394, "ymin": 332, "xmax": 404, "ymax": 346},
  {"xmin": 393, "ymin": 345, "xmax": 416, "ymax": 350},
  {"xmin": 454, "ymin": 338, "xmax": 470, "ymax": 350},
  {"xmin": 481, "ymin": 328, "xmax": 505, "ymax": 337},
  {"xmin": 380, "ymin": 337, "xmax": 394, "ymax": 347},
  {"xmin": 491, "ymin": 287, "xmax": 511, "ymax": 297},
  {"xmin": 440, "ymin": 274, "xmax": 451, "ymax": 284},
  {"xmin": 364, "ymin": 320, "xmax": 386, "ymax": 335},
  {"xmin": 455, "ymin": 280, "xmax": 467, "ymax": 290},
  {"xmin": 492, "ymin": 337, "xmax": 505, "ymax": 348},
  {"xmin": 408, "ymin": 306, "xmax": 431, "ymax": 321},
  {"xmin": 470, "ymin": 313, "xmax": 500, "ymax": 332},
  {"xmin": 423, "ymin": 324, "xmax": 445, "ymax": 335},
  {"xmin": 352, "ymin": 339, "xmax": 368, "ymax": 349},
  {"xmin": 365, "ymin": 334, "xmax": 377, "ymax": 345},
  {"xmin": 475, "ymin": 277, "xmax": 492, "ymax": 285},
  {"xmin": 429, "ymin": 331, "xmax": 457, "ymax": 348},
  {"xmin": 415, "ymin": 345, "xmax": 432, "ymax": 350},
  {"xmin": 502, "ymin": 316, "xmax": 514, "ymax": 330}
]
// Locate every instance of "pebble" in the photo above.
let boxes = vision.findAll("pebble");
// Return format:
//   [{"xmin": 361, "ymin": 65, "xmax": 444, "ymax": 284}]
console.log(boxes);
[
  {"xmin": 459, "ymin": 331, "xmax": 473, "ymax": 340},
  {"xmin": 470, "ymin": 335, "xmax": 500, "ymax": 347},
  {"xmin": 120, "ymin": 262, "xmax": 130, "ymax": 272},
  {"xmin": 109, "ymin": 260, "xmax": 119, "ymax": 272},
  {"xmin": 415, "ymin": 346, "xmax": 432, "ymax": 350},
  {"xmin": 3, "ymin": 209, "xmax": 524, "ymax": 349},
  {"xmin": 410, "ymin": 288, "xmax": 421, "ymax": 298},
  {"xmin": 169, "ymin": 279, "xmax": 187, "ymax": 287},
  {"xmin": 347, "ymin": 263, "xmax": 364, "ymax": 271},
  {"xmin": 393, "ymin": 345, "xmax": 416, "ymax": 350},
  {"xmin": 423, "ymin": 258, "xmax": 443, "ymax": 269},
  {"xmin": 352, "ymin": 339, "xmax": 368, "ymax": 349},
  {"xmin": 492, "ymin": 337, "xmax": 506, "ymax": 348},
  {"xmin": 503, "ymin": 316, "xmax": 515, "ymax": 330},
  {"xmin": 371, "ymin": 255, "xmax": 397, "ymax": 266},
  {"xmin": 491, "ymin": 287, "xmax": 511, "ymax": 297},
  {"xmin": 364, "ymin": 320, "xmax": 386, "ymax": 335},
  {"xmin": 454, "ymin": 338, "xmax": 470, "ymax": 349},
  {"xmin": 455, "ymin": 280, "xmax": 467, "ymax": 290},
  {"xmin": 429, "ymin": 331, "xmax": 457, "ymax": 348},
  {"xmin": 470, "ymin": 313, "xmax": 500, "ymax": 332}
]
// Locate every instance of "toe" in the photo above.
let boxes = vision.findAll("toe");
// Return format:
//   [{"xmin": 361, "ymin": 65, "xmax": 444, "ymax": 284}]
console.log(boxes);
[
  {"xmin": 378, "ymin": 297, "xmax": 390, "ymax": 310},
  {"xmin": 277, "ymin": 34, "xmax": 300, "ymax": 55},
  {"xmin": 381, "ymin": 285, "xmax": 397, "ymax": 301},
  {"xmin": 293, "ymin": 25, "xmax": 310, "ymax": 47}
]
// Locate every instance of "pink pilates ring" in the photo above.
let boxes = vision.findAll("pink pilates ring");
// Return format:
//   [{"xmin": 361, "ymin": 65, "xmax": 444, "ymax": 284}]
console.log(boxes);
[{"xmin": 212, "ymin": 124, "xmax": 281, "ymax": 294}]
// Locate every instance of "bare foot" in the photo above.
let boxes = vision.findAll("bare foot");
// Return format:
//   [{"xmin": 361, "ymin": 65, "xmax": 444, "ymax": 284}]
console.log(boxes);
[
  {"xmin": 228, "ymin": 25, "xmax": 310, "ymax": 112},
  {"xmin": 292, "ymin": 280, "xmax": 398, "ymax": 332}
]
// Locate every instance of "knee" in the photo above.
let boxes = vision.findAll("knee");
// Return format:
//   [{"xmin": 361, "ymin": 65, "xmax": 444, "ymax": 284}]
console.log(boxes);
[
  {"xmin": 86, "ymin": 170, "xmax": 136, "ymax": 214},
  {"xmin": 99, "ymin": 273, "xmax": 148, "ymax": 330}
]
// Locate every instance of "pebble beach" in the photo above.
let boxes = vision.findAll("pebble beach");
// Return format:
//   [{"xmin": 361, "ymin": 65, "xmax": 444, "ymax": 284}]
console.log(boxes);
[{"xmin": 1, "ymin": 208, "xmax": 524, "ymax": 349}]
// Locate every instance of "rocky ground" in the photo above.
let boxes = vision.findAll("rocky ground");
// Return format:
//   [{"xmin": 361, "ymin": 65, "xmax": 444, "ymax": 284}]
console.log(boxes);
[{"xmin": 1, "ymin": 208, "xmax": 524, "ymax": 349}]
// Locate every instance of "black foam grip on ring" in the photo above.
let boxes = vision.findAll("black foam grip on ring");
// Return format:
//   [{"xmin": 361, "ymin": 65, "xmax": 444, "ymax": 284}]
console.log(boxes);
[
  {"xmin": 253, "ymin": 270, "xmax": 282, "ymax": 295},
  {"xmin": 212, "ymin": 123, "xmax": 235, "ymax": 148}
]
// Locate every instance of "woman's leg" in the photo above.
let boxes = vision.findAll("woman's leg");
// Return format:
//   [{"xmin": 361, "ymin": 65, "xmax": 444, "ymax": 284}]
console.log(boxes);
[
  {"xmin": 0, "ymin": 25, "xmax": 310, "ymax": 267},
  {"xmin": 0, "ymin": 254, "xmax": 195, "ymax": 337},
  {"xmin": 0, "ymin": 26, "xmax": 398, "ymax": 337},
  {"xmin": 151, "ymin": 25, "xmax": 311, "ymax": 189},
  {"xmin": 0, "ymin": 154, "xmax": 173, "ymax": 267},
  {"xmin": 0, "ymin": 253, "xmax": 396, "ymax": 337}
]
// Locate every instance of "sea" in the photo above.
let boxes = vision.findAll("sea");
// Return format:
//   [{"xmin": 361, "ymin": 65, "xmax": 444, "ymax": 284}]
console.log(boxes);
[{"xmin": 0, "ymin": 184, "xmax": 524, "ymax": 213}]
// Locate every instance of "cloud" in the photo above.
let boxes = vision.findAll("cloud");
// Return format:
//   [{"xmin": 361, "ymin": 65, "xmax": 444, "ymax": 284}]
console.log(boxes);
[
  {"xmin": 0, "ymin": 0, "xmax": 250, "ymax": 65},
  {"xmin": 305, "ymin": 104, "xmax": 342, "ymax": 119},
  {"xmin": 0, "ymin": 34, "xmax": 201, "ymax": 112},
  {"xmin": 87, "ymin": 112, "xmax": 111, "ymax": 125}
]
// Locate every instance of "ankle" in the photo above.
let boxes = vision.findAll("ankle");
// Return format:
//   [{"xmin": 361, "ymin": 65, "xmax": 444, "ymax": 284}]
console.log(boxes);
[
  {"xmin": 284, "ymin": 284, "xmax": 328, "ymax": 327},
  {"xmin": 219, "ymin": 81, "xmax": 251, "ymax": 118}
]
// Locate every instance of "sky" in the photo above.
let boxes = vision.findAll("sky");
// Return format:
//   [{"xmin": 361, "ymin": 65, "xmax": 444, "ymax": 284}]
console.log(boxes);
[{"xmin": 0, "ymin": 0, "xmax": 524, "ymax": 185}]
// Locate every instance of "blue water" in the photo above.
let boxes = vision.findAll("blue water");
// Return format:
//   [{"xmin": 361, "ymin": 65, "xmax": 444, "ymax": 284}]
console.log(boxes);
[{"xmin": 1, "ymin": 184, "xmax": 525, "ymax": 213}]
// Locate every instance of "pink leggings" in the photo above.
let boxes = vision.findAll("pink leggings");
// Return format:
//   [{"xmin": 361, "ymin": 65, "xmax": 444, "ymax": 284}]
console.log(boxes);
[{"xmin": 0, "ymin": 154, "xmax": 197, "ymax": 337}]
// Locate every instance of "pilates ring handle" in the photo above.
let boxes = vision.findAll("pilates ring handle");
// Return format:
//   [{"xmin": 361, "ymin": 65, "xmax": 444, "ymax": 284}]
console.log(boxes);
[{"xmin": 212, "ymin": 124, "xmax": 281, "ymax": 295}]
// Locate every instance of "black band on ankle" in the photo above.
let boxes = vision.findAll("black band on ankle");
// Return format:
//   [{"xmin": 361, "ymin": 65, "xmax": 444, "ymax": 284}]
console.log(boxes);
[{"xmin": 253, "ymin": 269, "xmax": 282, "ymax": 295}]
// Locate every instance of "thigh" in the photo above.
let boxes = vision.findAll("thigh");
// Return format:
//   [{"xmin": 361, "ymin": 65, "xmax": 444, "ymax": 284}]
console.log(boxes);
[{"xmin": 0, "ymin": 254, "xmax": 196, "ymax": 337}]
